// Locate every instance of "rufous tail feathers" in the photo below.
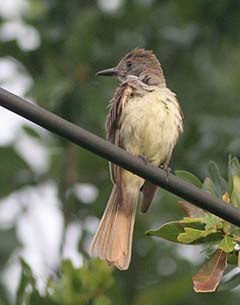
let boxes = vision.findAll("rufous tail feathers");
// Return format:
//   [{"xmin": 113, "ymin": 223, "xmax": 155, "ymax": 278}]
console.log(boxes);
[{"xmin": 90, "ymin": 184, "xmax": 139, "ymax": 270}]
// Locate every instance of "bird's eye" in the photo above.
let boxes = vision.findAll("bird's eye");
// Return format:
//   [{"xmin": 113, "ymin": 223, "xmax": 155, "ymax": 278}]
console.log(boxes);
[{"xmin": 126, "ymin": 61, "xmax": 133, "ymax": 69}]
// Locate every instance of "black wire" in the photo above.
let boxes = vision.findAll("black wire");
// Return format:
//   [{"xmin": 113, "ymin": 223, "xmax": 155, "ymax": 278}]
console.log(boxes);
[{"xmin": 1, "ymin": 87, "xmax": 240, "ymax": 226}]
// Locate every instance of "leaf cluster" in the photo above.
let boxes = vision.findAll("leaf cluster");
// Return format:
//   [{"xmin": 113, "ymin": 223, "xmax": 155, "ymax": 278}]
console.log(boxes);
[
  {"xmin": 147, "ymin": 157, "xmax": 240, "ymax": 292},
  {"xmin": 17, "ymin": 258, "xmax": 114, "ymax": 305}
]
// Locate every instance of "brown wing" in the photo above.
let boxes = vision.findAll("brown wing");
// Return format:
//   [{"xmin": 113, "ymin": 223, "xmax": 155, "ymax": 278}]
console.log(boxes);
[{"xmin": 105, "ymin": 83, "xmax": 132, "ymax": 184}]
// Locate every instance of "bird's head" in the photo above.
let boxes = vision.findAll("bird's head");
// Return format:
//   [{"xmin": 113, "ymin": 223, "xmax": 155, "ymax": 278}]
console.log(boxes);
[{"xmin": 97, "ymin": 48, "xmax": 165, "ymax": 86}]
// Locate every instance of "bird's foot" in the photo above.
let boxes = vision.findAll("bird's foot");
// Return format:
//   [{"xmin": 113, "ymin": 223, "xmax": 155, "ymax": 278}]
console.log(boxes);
[{"xmin": 160, "ymin": 164, "xmax": 175, "ymax": 181}]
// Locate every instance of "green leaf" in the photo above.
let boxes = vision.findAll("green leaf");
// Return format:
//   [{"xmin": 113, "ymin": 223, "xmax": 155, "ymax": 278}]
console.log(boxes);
[
  {"xmin": 94, "ymin": 295, "xmax": 111, "ymax": 305},
  {"xmin": 232, "ymin": 228, "xmax": 240, "ymax": 238},
  {"xmin": 227, "ymin": 252, "xmax": 238, "ymax": 265},
  {"xmin": 175, "ymin": 170, "xmax": 202, "ymax": 188},
  {"xmin": 0, "ymin": 146, "xmax": 32, "ymax": 197},
  {"xmin": 202, "ymin": 177, "xmax": 216, "ymax": 196},
  {"xmin": 231, "ymin": 176, "xmax": 240, "ymax": 207},
  {"xmin": 16, "ymin": 259, "xmax": 37, "ymax": 305},
  {"xmin": 222, "ymin": 221, "xmax": 231, "ymax": 234},
  {"xmin": 177, "ymin": 228, "xmax": 207, "ymax": 243},
  {"xmin": 146, "ymin": 221, "xmax": 222, "ymax": 244},
  {"xmin": 180, "ymin": 217, "xmax": 203, "ymax": 223},
  {"xmin": 146, "ymin": 221, "xmax": 204, "ymax": 242},
  {"xmin": 22, "ymin": 125, "xmax": 42, "ymax": 140},
  {"xmin": 218, "ymin": 235, "xmax": 234, "ymax": 253},
  {"xmin": 49, "ymin": 259, "xmax": 114, "ymax": 305},
  {"xmin": 29, "ymin": 292, "xmax": 59, "ymax": 305},
  {"xmin": 228, "ymin": 156, "xmax": 240, "ymax": 178},
  {"xmin": 228, "ymin": 157, "xmax": 240, "ymax": 207},
  {"xmin": 208, "ymin": 161, "xmax": 228, "ymax": 197},
  {"xmin": 0, "ymin": 228, "xmax": 20, "ymax": 264},
  {"xmin": 177, "ymin": 227, "xmax": 217, "ymax": 244},
  {"xmin": 202, "ymin": 213, "xmax": 219, "ymax": 230},
  {"xmin": 228, "ymin": 156, "xmax": 234, "ymax": 195}
]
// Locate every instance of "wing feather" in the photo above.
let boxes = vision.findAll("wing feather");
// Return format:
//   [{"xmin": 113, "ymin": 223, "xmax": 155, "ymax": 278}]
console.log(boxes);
[{"xmin": 105, "ymin": 83, "xmax": 132, "ymax": 184}]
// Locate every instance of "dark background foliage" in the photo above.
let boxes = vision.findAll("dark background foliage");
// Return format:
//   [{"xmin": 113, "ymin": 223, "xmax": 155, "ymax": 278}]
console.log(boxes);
[{"xmin": 0, "ymin": 0, "xmax": 240, "ymax": 304}]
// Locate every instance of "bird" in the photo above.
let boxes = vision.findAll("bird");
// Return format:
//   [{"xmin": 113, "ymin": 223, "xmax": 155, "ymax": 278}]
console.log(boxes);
[{"xmin": 90, "ymin": 48, "xmax": 183, "ymax": 270}]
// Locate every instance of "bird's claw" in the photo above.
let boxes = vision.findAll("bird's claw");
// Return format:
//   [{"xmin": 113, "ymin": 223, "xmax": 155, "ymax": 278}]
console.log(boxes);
[{"xmin": 160, "ymin": 164, "xmax": 175, "ymax": 182}]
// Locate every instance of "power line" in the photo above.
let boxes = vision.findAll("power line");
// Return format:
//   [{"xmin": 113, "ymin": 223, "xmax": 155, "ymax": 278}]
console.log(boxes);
[{"xmin": 0, "ymin": 87, "xmax": 240, "ymax": 226}]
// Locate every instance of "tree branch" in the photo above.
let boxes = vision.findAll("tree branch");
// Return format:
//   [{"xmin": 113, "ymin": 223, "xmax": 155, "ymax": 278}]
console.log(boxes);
[{"xmin": 0, "ymin": 87, "xmax": 240, "ymax": 226}]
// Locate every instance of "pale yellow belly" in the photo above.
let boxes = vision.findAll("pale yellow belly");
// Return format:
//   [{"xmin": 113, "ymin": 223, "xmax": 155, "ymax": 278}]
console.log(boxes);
[{"xmin": 119, "ymin": 89, "xmax": 182, "ymax": 166}]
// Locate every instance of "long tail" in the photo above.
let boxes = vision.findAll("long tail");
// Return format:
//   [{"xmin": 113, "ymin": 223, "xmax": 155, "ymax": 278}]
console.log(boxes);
[{"xmin": 90, "ymin": 184, "xmax": 139, "ymax": 270}]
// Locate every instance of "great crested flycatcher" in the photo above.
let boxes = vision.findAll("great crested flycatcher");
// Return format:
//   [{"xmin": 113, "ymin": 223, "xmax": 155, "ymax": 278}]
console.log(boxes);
[{"xmin": 90, "ymin": 48, "xmax": 183, "ymax": 270}]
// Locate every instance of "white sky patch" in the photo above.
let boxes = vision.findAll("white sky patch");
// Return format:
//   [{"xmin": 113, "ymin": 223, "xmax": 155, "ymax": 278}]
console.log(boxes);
[
  {"xmin": 0, "ymin": 21, "xmax": 41, "ymax": 51},
  {"xmin": 0, "ymin": 107, "xmax": 50, "ymax": 175},
  {"xmin": 72, "ymin": 183, "xmax": 99, "ymax": 204},
  {"xmin": 0, "ymin": 108, "xmax": 25, "ymax": 145},
  {"xmin": 0, "ymin": 57, "xmax": 51, "ymax": 176},
  {"xmin": 16, "ymin": 182, "xmax": 64, "ymax": 264},
  {"xmin": 84, "ymin": 216, "xmax": 99, "ymax": 235},
  {"xmin": 98, "ymin": 0, "xmax": 123, "ymax": 13},
  {"xmin": 2, "ymin": 250, "xmax": 22, "ymax": 302},
  {"xmin": 0, "ymin": 106, "xmax": 51, "ymax": 173},
  {"xmin": 0, "ymin": 58, "xmax": 50, "ymax": 173},
  {"xmin": 175, "ymin": 244, "xmax": 204, "ymax": 265},
  {"xmin": 82, "ymin": 216, "xmax": 99, "ymax": 254},
  {"xmin": 14, "ymin": 130, "xmax": 50, "ymax": 174},
  {"xmin": 0, "ymin": 0, "xmax": 28, "ymax": 19},
  {"xmin": 62, "ymin": 222, "xmax": 83, "ymax": 268},
  {"xmin": 0, "ymin": 57, "xmax": 32, "ymax": 96},
  {"xmin": 2, "ymin": 181, "xmax": 65, "ymax": 297},
  {"xmin": 0, "ymin": 192, "xmax": 23, "ymax": 229}
]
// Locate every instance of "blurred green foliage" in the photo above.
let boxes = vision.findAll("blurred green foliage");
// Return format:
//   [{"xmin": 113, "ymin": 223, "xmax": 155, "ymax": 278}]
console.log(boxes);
[
  {"xmin": 1, "ymin": 0, "xmax": 240, "ymax": 304},
  {"xmin": 17, "ymin": 258, "xmax": 114, "ymax": 305}
]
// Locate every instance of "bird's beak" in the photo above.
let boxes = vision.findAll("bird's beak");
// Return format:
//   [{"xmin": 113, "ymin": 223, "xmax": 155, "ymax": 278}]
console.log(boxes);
[{"xmin": 96, "ymin": 67, "xmax": 118, "ymax": 77}]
